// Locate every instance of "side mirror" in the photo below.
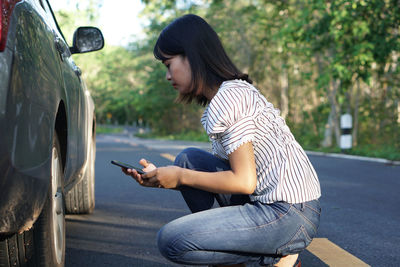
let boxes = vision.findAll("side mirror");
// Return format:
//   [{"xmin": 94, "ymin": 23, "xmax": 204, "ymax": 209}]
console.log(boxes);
[{"xmin": 70, "ymin": 27, "xmax": 104, "ymax": 54}]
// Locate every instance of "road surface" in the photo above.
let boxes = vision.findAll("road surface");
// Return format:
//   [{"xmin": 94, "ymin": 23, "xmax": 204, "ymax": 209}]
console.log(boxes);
[{"xmin": 65, "ymin": 134, "xmax": 400, "ymax": 266}]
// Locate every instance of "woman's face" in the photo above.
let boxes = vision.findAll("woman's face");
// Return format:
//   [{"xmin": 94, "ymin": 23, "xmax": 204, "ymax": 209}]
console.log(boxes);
[{"xmin": 163, "ymin": 55, "xmax": 192, "ymax": 94}]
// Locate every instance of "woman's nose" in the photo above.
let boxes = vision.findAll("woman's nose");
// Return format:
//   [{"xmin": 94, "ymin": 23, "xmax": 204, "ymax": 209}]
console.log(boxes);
[{"xmin": 166, "ymin": 70, "xmax": 171, "ymax": 80}]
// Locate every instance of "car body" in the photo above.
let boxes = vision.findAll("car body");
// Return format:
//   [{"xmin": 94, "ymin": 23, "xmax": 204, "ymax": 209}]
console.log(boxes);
[{"xmin": 0, "ymin": 0, "xmax": 103, "ymax": 266}]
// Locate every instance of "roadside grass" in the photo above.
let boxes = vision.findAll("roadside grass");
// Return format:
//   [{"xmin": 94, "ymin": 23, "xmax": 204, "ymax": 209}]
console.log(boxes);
[
  {"xmin": 344, "ymin": 145, "xmax": 400, "ymax": 161},
  {"xmin": 138, "ymin": 131, "xmax": 400, "ymax": 161},
  {"xmin": 136, "ymin": 130, "xmax": 210, "ymax": 142},
  {"xmin": 97, "ymin": 125, "xmax": 400, "ymax": 161},
  {"xmin": 96, "ymin": 125, "xmax": 124, "ymax": 134}
]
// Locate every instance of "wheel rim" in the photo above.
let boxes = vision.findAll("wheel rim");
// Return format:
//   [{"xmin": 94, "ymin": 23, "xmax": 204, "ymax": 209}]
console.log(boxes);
[{"xmin": 52, "ymin": 146, "xmax": 64, "ymax": 264}]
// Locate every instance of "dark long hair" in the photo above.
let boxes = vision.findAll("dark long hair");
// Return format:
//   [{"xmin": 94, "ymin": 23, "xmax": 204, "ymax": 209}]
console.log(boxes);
[{"xmin": 153, "ymin": 14, "xmax": 252, "ymax": 106}]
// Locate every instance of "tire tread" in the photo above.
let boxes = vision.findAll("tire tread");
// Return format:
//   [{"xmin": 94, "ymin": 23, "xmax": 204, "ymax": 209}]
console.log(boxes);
[
  {"xmin": 65, "ymin": 136, "xmax": 95, "ymax": 214},
  {"xmin": 0, "ymin": 230, "xmax": 35, "ymax": 267}
]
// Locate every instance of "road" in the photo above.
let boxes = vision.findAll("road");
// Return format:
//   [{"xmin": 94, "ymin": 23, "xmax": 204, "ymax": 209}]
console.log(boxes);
[{"xmin": 65, "ymin": 134, "xmax": 400, "ymax": 266}]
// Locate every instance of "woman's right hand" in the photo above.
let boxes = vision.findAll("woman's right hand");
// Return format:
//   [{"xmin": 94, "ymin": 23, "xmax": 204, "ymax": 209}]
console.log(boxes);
[
  {"xmin": 123, "ymin": 159, "xmax": 183, "ymax": 189},
  {"xmin": 122, "ymin": 158, "xmax": 156, "ymax": 185}
]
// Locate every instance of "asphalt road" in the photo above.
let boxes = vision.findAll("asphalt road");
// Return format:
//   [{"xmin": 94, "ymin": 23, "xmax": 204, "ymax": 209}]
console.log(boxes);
[{"xmin": 65, "ymin": 134, "xmax": 400, "ymax": 266}]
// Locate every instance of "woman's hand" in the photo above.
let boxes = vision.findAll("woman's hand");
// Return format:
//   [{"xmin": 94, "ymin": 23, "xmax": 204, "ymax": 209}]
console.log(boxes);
[
  {"xmin": 142, "ymin": 166, "xmax": 182, "ymax": 189},
  {"xmin": 122, "ymin": 142, "xmax": 256, "ymax": 194},
  {"xmin": 122, "ymin": 158, "xmax": 156, "ymax": 185},
  {"xmin": 122, "ymin": 159, "xmax": 182, "ymax": 189}
]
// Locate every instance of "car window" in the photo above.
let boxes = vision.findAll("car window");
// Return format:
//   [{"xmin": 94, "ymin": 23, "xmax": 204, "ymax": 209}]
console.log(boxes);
[
  {"xmin": 38, "ymin": 0, "xmax": 45, "ymax": 10},
  {"xmin": 39, "ymin": 0, "xmax": 56, "ymax": 28},
  {"xmin": 41, "ymin": 0, "xmax": 67, "ymax": 43}
]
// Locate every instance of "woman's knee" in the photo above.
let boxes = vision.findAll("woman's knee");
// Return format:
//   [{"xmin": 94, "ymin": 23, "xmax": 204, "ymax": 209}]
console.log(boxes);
[
  {"xmin": 174, "ymin": 147, "xmax": 204, "ymax": 168},
  {"xmin": 157, "ymin": 220, "xmax": 187, "ymax": 263},
  {"xmin": 174, "ymin": 147, "xmax": 229, "ymax": 173},
  {"xmin": 157, "ymin": 225, "xmax": 173, "ymax": 260}
]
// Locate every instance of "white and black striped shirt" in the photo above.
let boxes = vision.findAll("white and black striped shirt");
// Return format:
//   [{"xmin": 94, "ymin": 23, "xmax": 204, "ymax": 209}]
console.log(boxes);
[{"xmin": 201, "ymin": 80, "xmax": 321, "ymax": 204}]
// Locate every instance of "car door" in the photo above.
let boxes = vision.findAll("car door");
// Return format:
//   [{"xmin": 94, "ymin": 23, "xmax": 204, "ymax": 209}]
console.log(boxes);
[{"xmin": 41, "ymin": 0, "xmax": 85, "ymax": 182}]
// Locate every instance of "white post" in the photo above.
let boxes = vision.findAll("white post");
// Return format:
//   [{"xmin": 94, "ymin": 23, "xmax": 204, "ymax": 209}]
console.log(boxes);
[{"xmin": 340, "ymin": 113, "xmax": 352, "ymax": 150}]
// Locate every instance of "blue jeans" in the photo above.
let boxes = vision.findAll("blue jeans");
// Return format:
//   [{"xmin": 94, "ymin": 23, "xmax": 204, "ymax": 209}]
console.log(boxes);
[{"xmin": 157, "ymin": 148, "xmax": 321, "ymax": 266}]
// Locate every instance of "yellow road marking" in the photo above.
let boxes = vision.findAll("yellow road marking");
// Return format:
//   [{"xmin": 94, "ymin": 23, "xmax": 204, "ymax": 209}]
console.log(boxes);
[
  {"xmin": 159, "ymin": 154, "xmax": 370, "ymax": 266},
  {"xmin": 307, "ymin": 238, "xmax": 370, "ymax": 266},
  {"xmin": 161, "ymin": 153, "xmax": 176, "ymax": 162}
]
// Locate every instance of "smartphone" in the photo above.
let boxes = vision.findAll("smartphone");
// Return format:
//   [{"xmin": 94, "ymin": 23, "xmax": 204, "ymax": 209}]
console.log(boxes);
[{"xmin": 111, "ymin": 160, "xmax": 145, "ymax": 174}]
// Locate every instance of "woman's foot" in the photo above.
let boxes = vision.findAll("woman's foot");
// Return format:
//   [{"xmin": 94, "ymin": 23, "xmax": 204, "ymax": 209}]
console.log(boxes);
[{"xmin": 274, "ymin": 254, "xmax": 299, "ymax": 267}]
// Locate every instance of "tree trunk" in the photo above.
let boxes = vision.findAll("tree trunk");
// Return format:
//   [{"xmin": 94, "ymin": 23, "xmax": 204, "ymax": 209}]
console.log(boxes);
[
  {"xmin": 352, "ymin": 80, "xmax": 361, "ymax": 146},
  {"xmin": 322, "ymin": 79, "xmax": 341, "ymax": 147},
  {"xmin": 322, "ymin": 110, "xmax": 333, "ymax": 147},
  {"xmin": 280, "ymin": 61, "xmax": 289, "ymax": 119}
]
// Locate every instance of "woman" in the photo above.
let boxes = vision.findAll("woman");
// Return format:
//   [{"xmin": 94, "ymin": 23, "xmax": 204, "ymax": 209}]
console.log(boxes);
[{"xmin": 122, "ymin": 14, "xmax": 321, "ymax": 267}]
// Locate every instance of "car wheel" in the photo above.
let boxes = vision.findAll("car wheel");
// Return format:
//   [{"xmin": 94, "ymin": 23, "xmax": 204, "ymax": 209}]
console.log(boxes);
[
  {"xmin": 32, "ymin": 133, "xmax": 66, "ymax": 266},
  {"xmin": 0, "ymin": 134, "xmax": 65, "ymax": 267},
  {"xmin": 65, "ymin": 134, "xmax": 95, "ymax": 214},
  {"xmin": 0, "ymin": 230, "xmax": 34, "ymax": 266}
]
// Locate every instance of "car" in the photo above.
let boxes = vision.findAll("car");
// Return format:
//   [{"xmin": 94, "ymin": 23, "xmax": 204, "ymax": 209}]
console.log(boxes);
[{"xmin": 0, "ymin": 0, "xmax": 104, "ymax": 266}]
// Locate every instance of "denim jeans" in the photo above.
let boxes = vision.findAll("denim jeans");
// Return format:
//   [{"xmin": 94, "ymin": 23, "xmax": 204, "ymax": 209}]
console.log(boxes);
[{"xmin": 157, "ymin": 148, "xmax": 321, "ymax": 266}]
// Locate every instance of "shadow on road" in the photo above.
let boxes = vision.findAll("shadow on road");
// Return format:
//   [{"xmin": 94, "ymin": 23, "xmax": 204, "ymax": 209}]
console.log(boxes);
[{"xmin": 65, "ymin": 199, "xmax": 188, "ymax": 266}]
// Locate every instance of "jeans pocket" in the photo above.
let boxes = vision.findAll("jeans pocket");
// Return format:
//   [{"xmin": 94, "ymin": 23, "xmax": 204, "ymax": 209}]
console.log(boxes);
[{"xmin": 276, "ymin": 225, "xmax": 312, "ymax": 255}]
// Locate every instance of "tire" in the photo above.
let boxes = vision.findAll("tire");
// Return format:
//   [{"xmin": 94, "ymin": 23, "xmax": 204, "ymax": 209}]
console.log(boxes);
[
  {"xmin": 32, "ymin": 133, "xmax": 66, "ymax": 266},
  {"xmin": 65, "ymin": 134, "xmax": 95, "ymax": 214},
  {"xmin": 0, "ymin": 230, "xmax": 34, "ymax": 266},
  {"xmin": 0, "ymin": 134, "xmax": 66, "ymax": 267}
]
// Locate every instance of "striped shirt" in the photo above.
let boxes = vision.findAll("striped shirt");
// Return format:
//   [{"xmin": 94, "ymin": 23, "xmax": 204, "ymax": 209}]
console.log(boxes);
[{"xmin": 201, "ymin": 79, "xmax": 321, "ymax": 204}]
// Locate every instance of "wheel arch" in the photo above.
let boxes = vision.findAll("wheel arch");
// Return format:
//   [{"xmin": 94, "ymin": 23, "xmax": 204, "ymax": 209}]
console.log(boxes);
[
  {"xmin": 92, "ymin": 113, "xmax": 96, "ymax": 140},
  {"xmin": 54, "ymin": 101, "xmax": 67, "ymax": 172}
]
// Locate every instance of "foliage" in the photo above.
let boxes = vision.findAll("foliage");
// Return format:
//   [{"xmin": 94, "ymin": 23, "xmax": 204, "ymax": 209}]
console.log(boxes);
[
  {"xmin": 55, "ymin": 0, "xmax": 400, "ymax": 159},
  {"xmin": 348, "ymin": 143, "xmax": 400, "ymax": 161}
]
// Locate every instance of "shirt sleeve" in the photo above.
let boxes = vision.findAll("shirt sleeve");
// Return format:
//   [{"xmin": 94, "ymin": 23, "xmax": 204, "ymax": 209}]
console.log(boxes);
[{"xmin": 204, "ymin": 85, "xmax": 258, "ymax": 155}]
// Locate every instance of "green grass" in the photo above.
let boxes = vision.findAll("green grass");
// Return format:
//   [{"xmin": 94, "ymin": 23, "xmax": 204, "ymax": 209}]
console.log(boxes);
[
  {"xmin": 345, "ymin": 144, "xmax": 400, "ymax": 161},
  {"xmin": 303, "ymin": 143, "xmax": 400, "ymax": 161},
  {"xmin": 136, "ymin": 130, "xmax": 210, "ymax": 142},
  {"xmin": 96, "ymin": 125, "xmax": 124, "ymax": 134},
  {"xmin": 146, "ymin": 132, "xmax": 400, "ymax": 161},
  {"xmin": 97, "ymin": 125, "xmax": 400, "ymax": 161}
]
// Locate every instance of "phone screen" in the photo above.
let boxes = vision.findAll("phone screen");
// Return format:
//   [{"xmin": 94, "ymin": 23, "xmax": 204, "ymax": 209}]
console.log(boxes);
[{"xmin": 111, "ymin": 160, "xmax": 145, "ymax": 174}]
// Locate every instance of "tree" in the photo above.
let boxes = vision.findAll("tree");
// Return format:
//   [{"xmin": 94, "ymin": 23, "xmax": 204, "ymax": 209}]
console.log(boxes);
[{"xmin": 55, "ymin": 0, "xmax": 400, "ymax": 156}]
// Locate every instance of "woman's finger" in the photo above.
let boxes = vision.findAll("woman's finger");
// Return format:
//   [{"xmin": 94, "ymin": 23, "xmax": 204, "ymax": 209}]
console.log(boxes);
[
  {"xmin": 140, "ymin": 158, "xmax": 151, "ymax": 167},
  {"xmin": 125, "ymin": 168, "xmax": 143, "ymax": 184},
  {"xmin": 121, "ymin": 167, "xmax": 129, "ymax": 175}
]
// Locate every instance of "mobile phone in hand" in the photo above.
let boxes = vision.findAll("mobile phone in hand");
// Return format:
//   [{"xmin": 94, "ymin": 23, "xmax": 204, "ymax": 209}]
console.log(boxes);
[{"xmin": 111, "ymin": 160, "xmax": 145, "ymax": 174}]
